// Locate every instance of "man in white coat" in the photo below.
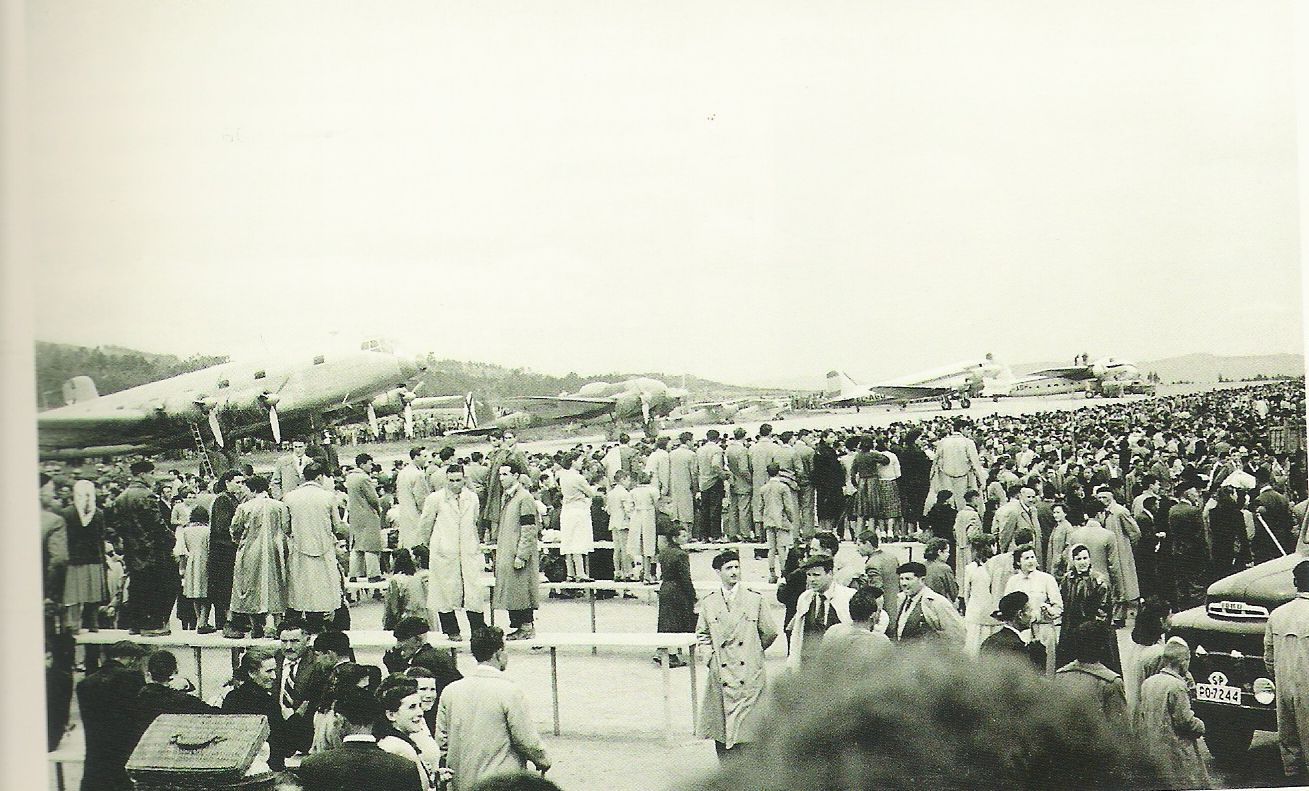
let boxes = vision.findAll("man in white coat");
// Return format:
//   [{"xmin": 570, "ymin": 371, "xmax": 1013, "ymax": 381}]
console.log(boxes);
[
  {"xmin": 437, "ymin": 626, "xmax": 549, "ymax": 791},
  {"xmin": 697, "ymin": 550, "xmax": 778, "ymax": 759},
  {"xmin": 395, "ymin": 447, "xmax": 432, "ymax": 550},
  {"xmin": 787, "ymin": 555, "xmax": 855, "ymax": 667},
  {"xmin": 925, "ymin": 419, "xmax": 987, "ymax": 513},
  {"xmin": 420, "ymin": 465, "xmax": 487, "ymax": 642},
  {"xmin": 282, "ymin": 462, "xmax": 345, "ymax": 630}
]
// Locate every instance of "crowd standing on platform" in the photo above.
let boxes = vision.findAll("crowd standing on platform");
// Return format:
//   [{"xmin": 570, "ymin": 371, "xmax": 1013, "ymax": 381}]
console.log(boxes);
[{"xmin": 37, "ymin": 380, "xmax": 1309, "ymax": 788}]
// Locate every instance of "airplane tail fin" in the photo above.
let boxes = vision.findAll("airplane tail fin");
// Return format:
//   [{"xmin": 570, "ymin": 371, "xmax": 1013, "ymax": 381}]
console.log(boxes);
[
  {"xmin": 825, "ymin": 370, "xmax": 860, "ymax": 398},
  {"xmin": 463, "ymin": 393, "xmax": 479, "ymax": 430},
  {"xmin": 62, "ymin": 376, "xmax": 100, "ymax": 406}
]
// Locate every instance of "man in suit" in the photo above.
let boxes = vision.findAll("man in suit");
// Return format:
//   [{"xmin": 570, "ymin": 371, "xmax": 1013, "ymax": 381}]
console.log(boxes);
[
  {"xmin": 274, "ymin": 440, "xmax": 309, "ymax": 500},
  {"xmin": 926, "ymin": 418, "xmax": 987, "ymax": 513},
  {"xmin": 696, "ymin": 430, "xmax": 726, "ymax": 542},
  {"xmin": 78, "ymin": 641, "xmax": 147, "ymax": 791},
  {"xmin": 894, "ymin": 562, "xmax": 965, "ymax": 645},
  {"xmin": 981, "ymin": 591, "xmax": 1047, "ymax": 673},
  {"xmin": 300, "ymin": 686, "xmax": 424, "ymax": 791},
  {"xmin": 724, "ymin": 428, "xmax": 753, "ymax": 541},
  {"xmin": 345, "ymin": 454, "xmax": 384, "ymax": 581},
  {"xmin": 998, "ymin": 486, "xmax": 1044, "ymax": 561},
  {"xmin": 437, "ymin": 627, "xmax": 550, "ymax": 790},
  {"xmin": 669, "ymin": 435, "xmax": 698, "ymax": 538},
  {"xmin": 786, "ymin": 554, "xmax": 855, "ymax": 667},
  {"xmin": 383, "ymin": 616, "xmax": 463, "ymax": 705}
]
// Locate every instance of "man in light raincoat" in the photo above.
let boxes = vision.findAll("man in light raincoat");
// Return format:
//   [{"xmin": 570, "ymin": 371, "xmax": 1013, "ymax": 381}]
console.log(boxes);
[
  {"xmin": 1265, "ymin": 559, "xmax": 1309, "ymax": 780},
  {"xmin": 697, "ymin": 550, "xmax": 778, "ymax": 758},
  {"xmin": 421, "ymin": 464, "xmax": 488, "ymax": 642}
]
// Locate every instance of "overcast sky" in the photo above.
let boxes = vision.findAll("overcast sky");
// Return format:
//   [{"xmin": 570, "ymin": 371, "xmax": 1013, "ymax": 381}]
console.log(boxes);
[{"xmin": 22, "ymin": 0, "xmax": 1304, "ymax": 387}]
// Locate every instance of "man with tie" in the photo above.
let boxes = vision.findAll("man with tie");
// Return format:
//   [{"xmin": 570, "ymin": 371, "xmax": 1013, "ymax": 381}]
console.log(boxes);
[
  {"xmin": 273, "ymin": 620, "xmax": 327, "ymax": 767},
  {"xmin": 894, "ymin": 562, "xmax": 965, "ymax": 645},
  {"xmin": 697, "ymin": 550, "xmax": 778, "ymax": 759},
  {"xmin": 997, "ymin": 486, "xmax": 1044, "ymax": 560},
  {"xmin": 274, "ymin": 440, "xmax": 309, "ymax": 500},
  {"xmin": 786, "ymin": 555, "xmax": 855, "ymax": 667}
]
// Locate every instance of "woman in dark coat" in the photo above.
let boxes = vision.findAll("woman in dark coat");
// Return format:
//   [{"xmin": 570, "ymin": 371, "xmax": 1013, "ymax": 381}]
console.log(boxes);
[
  {"xmin": 656, "ymin": 525, "xmax": 696, "ymax": 667},
  {"xmin": 896, "ymin": 429, "xmax": 932, "ymax": 531},
  {"xmin": 1057, "ymin": 544, "xmax": 1120, "ymax": 673},
  {"xmin": 811, "ymin": 431, "xmax": 848, "ymax": 534},
  {"xmin": 207, "ymin": 472, "xmax": 240, "ymax": 634},
  {"xmin": 62, "ymin": 479, "xmax": 109, "ymax": 632}
]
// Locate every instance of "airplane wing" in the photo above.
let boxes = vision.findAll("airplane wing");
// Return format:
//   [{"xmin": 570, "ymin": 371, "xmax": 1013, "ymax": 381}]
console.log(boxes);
[
  {"xmin": 1027, "ymin": 366, "xmax": 1095, "ymax": 381},
  {"xmin": 517, "ymin": 395, "xmax": 618, "ymax": 406}
]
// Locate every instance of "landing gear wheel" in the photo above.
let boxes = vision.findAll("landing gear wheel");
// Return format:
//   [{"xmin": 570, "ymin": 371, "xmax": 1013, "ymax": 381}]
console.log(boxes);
[
  {"xmin": 940, "ymin": 397, "xmax": 953, "ymax": 410},
  {"xmin": 960, "ymin": 396, "xmax": 972, "ymax": 408}
]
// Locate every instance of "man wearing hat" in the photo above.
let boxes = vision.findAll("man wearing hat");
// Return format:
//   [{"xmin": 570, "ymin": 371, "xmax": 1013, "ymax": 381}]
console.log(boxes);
[
  {"xmin": 1265, "ymin": 560, "xmax": 1309, "ymax": 780},
  {"xmin": 894, "ymin": 561, "xmax": 964, "ymax": 645},
  {"xmin": 981, "ymin": 591, "xmax": 1046, "ymax": 673},
  {"xmin": 112, "ymin": 460, "xmax": 178, "ymax": 635},
  {"xmin": 697, "ymin": 550, "xmax": 778, "ymax": 758},
  {"xmin": 383, "ymin": 616, "xmax": 463, "ymax": 706},
  {"xmin": 786, "ymin": 554, "xmax": 855, "ymax": 667}
]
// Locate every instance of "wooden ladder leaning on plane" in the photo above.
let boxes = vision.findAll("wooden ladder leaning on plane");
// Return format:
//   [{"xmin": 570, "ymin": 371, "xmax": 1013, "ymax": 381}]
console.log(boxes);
[{"xmin": 189, "ymin": 422, "xmax": 217, "ymax": 480}]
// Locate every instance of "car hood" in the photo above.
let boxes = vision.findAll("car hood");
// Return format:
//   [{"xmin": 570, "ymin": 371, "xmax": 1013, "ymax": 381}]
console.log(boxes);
[{"xmin": 1207, "ymin": 553, "xmax": 1307, "ymax": 611}]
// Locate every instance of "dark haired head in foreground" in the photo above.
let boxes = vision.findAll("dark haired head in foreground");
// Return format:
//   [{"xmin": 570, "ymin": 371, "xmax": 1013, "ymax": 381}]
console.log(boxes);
[
  {"xmin": 469, "ymin": 772, "xmax": 562, "ymax": 791},
  {"xmin": 693, "ymin": 644, "xmax": 1163, "ymax": 791}
]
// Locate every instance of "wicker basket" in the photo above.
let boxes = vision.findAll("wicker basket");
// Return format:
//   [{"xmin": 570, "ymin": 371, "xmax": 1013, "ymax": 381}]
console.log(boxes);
[{"xmin": 127, "ymin": 714, "xmax": 271, "ymax": 789}]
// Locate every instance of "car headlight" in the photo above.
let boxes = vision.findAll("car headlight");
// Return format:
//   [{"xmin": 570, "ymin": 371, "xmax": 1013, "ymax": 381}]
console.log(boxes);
[{"xmin": 1254, "ymin": 677, "xmax": 1276, "ymax": 705}]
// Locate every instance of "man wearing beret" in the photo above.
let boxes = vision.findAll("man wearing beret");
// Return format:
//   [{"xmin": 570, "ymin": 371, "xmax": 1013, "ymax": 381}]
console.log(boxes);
[
  {"xmin": 787, "ymin": 554, "xmax": 855, "ymax": 666},
  {"xmin": 894, "ymin": 561, "xmax": 964, "ymax": 645},
  {"xmin": 697, "ymin": 550, "xmax": 778, "ymax": 759}
]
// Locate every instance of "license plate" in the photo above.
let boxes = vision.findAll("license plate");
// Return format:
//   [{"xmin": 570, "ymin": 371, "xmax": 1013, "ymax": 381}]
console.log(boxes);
[{"xmin": 1195, "ymin": 683, "xmax": 1243, "ymax": 705}]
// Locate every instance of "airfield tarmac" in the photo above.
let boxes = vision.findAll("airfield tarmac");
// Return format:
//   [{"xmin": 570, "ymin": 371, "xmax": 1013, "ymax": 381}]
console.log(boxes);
[{"xmin": 53, "ymin": 381, "xmax": 1289, "ymax": 790}]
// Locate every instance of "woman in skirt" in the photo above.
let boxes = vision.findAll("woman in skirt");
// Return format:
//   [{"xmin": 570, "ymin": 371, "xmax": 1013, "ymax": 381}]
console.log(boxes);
[
  {"xmin": 850, "ymin": 435, "xmax": 881, "ymax": 537},
  {"xmin": 655, "ymin": 524, "xmax": 696, "ymax": 667},
  {"xmin": 869, "ymin": 438, "xmax": 903, "ymax": 538},
  {"xmin": 557, "ymin": 451, "xmax": 599, "ymax": 582},
  {"xmin": 62, "ymin": 479, "xmax": 108, "ymax": 633}
]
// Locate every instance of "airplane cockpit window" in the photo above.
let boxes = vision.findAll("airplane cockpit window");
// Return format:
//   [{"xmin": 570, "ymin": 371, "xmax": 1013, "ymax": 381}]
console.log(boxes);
[
  {"xmin": 253, "ymin": 369, "xmax": 267, "ymax": 380},
  {"xmin": 313, "ymin": 355, "xmax": 326, "ymax": 365},
  {"xmin": 217, "ymin": 379, "xmax": 230, "ymax": 389}
]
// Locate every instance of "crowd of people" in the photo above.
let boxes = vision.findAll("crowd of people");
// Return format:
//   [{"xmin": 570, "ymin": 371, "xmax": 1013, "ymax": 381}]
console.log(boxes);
[{"xmin": 37, "ymin": 379, "xmax": 1309, "ymax": 789}]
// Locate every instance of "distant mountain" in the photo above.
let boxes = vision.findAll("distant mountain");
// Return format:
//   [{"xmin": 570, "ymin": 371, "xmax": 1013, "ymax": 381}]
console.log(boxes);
[{"xmin": 1135, "ymin": 353, "xmax": 1303, "ymax": 384}]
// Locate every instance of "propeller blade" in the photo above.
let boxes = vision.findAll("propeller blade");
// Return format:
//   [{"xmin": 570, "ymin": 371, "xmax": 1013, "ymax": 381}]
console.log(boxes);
[
  {"xmin": 207, "ymin": 410, "xmax": 225, "ymax": 448},
  {"xmin": 464, "ymin": 393, "xmax": 478, "ymax": 429},
  {"xmin": 367, "ymin": 403, "xmax": 379, "ymax": 436},
  {"xmin": 269, "ymin": 405, "xmax": 282, "ymax": 444},
  {"xmin": 404, "ymin": 403, "xmax": 414, "ymax": 438}
]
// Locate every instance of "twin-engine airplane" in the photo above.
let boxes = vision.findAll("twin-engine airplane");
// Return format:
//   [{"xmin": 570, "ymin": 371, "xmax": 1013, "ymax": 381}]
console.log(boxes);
[
  {"xmin": 38, "ymin": 339, "xmax": 424, "ymax": 459},
  {"xmin": 1007, "ymin": 354, "xmax": 1147, "ymax": 397},
  {"xmin": 823, "ymin": 354, "xmax": 1013, "ymax": 410},
  {"xmin": 448, "ymin": 377, "xmax": 689, "ymax": 436}
]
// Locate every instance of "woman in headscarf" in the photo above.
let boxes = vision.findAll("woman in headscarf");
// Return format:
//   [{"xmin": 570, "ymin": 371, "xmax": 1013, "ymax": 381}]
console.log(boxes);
[{"xmin": 61, "ymin": 477, "xmax": 108, "ymax": 634}]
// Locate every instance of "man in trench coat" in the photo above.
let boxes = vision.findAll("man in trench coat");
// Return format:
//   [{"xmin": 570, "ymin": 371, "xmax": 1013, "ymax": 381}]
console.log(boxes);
[
  {"xmin": 421, "ymin": 465, "xmax": 488, "ymax": 641},
  {"xmin": 697, "ymin": 550, "xmax": 779, "ymax": 758},
  {"xmin": 345, "ymin": 455, "xmax": 383, "ymax": 580},
  {"xmin": 1266, "ymin": 560, "xmax": 1309, "ymax": 780}
]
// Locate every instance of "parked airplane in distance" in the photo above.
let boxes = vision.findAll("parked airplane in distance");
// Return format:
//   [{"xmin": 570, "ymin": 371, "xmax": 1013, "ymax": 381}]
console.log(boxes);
[
  {"xmin": 38, "ymin": 338, "xmax": 424, "ymax": 459},
  {"xmin": 449, "ymin": 377, "xmax": 688, "ymax": 436},
  {"xmin": 665, "ymin": 396, "xmax": 791, "ymax": 426},
  {"xmin": 1007, "ymin": 354, "xmax": 1150, "ymax": 397},
  {"xmin": 823, "ymin": 354, "xmax": 1013, "ymax": 410}
]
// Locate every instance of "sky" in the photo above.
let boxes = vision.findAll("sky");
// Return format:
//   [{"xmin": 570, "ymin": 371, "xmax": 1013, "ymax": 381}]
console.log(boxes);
[{"xmin": 20, "ymin": 0, "xmax": 1305, "ymax": 388}]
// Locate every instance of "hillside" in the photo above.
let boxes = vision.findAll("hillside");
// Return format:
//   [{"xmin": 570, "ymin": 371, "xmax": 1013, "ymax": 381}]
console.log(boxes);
[
  {"xmin": 413, "ymin": 357, "xmax": 788, "ymax": 402},
  {"xmin": 34, "ymin": 342, "xmax": 229, "ymax": 408}
]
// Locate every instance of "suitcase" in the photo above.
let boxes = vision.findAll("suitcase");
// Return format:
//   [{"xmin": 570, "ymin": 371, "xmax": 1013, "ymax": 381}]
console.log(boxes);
[{"xmin": 126, "ymin": 713, "xmax": 273, "ymax": 790}]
